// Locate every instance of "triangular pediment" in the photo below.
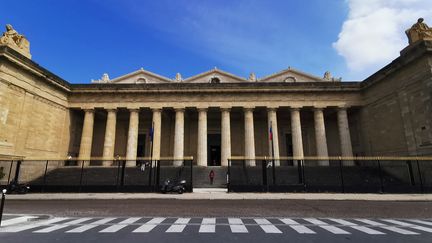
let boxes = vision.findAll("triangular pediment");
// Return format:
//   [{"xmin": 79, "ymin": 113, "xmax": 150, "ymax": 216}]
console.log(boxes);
[
  {"xmin": 183, "ymin": 68, "xmax": 248, "ymax": 83},
  {"xmin": 93, "ymin": 68, "xmax": 173, "ymax": 84},
  {"xmin": 259, "ymin": 67, "xmax": 325, "ymax": 83}
]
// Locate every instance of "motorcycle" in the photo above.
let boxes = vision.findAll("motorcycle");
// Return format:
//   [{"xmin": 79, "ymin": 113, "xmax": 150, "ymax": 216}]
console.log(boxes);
[
  {"xmin": 160, "ymin": 179, "xmax": 186, "ymax": 194},
  {"xmin": 7, "ymin": 180, "xmax": 30, "ymax": 194}
]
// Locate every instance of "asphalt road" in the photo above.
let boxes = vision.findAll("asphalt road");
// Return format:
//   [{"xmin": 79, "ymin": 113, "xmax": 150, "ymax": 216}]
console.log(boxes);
[
  {"xmin": 1, "ymin": 199, "xmax": 432, "ymax": 242},
  {"xmin": 2, "ymin": 199, "xmax": 432, "ymax": 218}
]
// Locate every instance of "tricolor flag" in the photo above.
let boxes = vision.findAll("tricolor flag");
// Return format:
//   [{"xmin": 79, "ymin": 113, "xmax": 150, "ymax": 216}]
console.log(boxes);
[
  {"xmin": 269, "ymin": 124, "xmax": 273, "ymax": 141},
  {"xmin": 150, "ymin": 122, "xmax": 154, "ymax": 143}
]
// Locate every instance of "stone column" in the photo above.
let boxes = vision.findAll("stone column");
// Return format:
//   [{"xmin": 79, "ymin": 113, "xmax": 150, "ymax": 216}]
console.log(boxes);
[
  {"xmin": 152, "ymin": 108, "xmax": 162, "ymax": 161},
  {"xmin": 290, "ymin": 108, "xmax": 304, "ymax": 163},
  {"xmin": 78, "ymin": 109, "xmax": 94, "ymax": 165},
  {"xmin": 197, "ymin": 108, "xmax": 207, "ymax": 166},
  {"xmin": 102, "ymin": 109, "xmax": 117, "ymax": 166},
  {"xmin": 126, "ymin": 109, "xmax": 139, "ymax": 166},
  {"xmin": 267, "ymin": 108, "xmax": 280, "ymax": 166},
  {"xmin": 173, "ymin": 108, "xmax": 185, "ymax": 166},
  {"xmin": 221, "ymin": 108, "xmax": 231, "ymax": 167},
  {"xmin": 337, "ymin": 107, "xmax": 354, "ymax": 165},
  {"xmin": 314, "ymin": 108, "xmax": 329, "ymax": 166},
  {"xmin": 244, "ymin": 108, "xmax": 256, "ymax": 166}
]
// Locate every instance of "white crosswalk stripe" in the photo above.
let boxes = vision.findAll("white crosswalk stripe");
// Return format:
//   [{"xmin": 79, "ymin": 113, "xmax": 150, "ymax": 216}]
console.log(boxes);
[
  {"xmin": 254, "ymin": 218, "xmax": 282, "ymax": 233},
  {"xmin": 199, "ymin": 218, "xmax": 216, "ymax": 233},
  {"xmin": 66, "ymin": 218, "xmax": 116, "ymax": 233},
  {"xmin": 328, "ymin": 218, "xmax": 385, "ymax": 235},
  {"xmin": 99, "ymin": 217, "xmax": 141, "ymax": 233},
  {"xmin": 303, "ymin": 218, "xmax": 350, "ymax": 234},
  {"xmin": 382, "ymin": 219, "xmax": 432, "ymax": 233},
  {"xmin": 1, "ymin": 216, "xmax": 37, "ymax": 227},
  {"xmin": 356, "ymin": 219, "xmax": 419, "ymax": 235},
  {"xmin": 35, "ymin": 217, "xmax": 93, "ymax": 233},
  {"xmin": 133, "ymin": 217, "xmax": 166, "ymax": 233},
  {"xmin": 0, "ymin": 217, "xmax": 69, "ymax": 233},
  {"xmin": 166, "ymin": 218, "xmax": 191, "ymax": 233},
  {"xmin": 280, "ymin": 218, "xmax": 315, "ymax": 234},
  {"xmin": 3, "ymin": 216, "xmax": 432, "ymax": 236},
  {"xmin": 228, "ymin": 218, "xmax": 248, "ymax": 233}
]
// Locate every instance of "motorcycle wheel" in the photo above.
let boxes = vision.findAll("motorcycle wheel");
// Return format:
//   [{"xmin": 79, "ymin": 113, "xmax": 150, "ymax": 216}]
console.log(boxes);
[{"xmin": 177, "ymin": 188, "xmax": 184, "ymax": 194}]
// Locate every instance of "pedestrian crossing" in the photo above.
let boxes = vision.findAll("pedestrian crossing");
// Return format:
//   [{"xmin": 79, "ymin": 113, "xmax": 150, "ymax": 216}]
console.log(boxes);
[{"xmin": 1, "ymin": 216, "xmax": 432, "ymax": 236}]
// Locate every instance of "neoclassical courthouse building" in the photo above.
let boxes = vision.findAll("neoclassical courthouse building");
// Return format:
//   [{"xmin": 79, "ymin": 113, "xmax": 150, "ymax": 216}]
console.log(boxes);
[{"xmin": 1, "ymin": 19, "xmax": 432, "ymax": 171}]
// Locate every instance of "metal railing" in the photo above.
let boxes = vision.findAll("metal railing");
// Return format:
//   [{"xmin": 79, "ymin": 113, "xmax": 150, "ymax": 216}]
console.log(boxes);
[
  {"xmin": 227, "ymin": 157, "xmax": 431, "ymax": 193},
  {"xmin": 0, "ymin": 157, "xmax": 193, "ymax": 193}
]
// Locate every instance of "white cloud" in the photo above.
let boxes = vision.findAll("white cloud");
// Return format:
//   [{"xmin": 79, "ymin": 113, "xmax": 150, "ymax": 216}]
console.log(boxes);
[{"xmin": 333, "ymin": 0, "xmax": 432, "ymax": 78}]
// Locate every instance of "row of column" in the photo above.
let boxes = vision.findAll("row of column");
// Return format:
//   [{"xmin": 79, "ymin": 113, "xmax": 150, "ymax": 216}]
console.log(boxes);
[{"xmin": 78, "ymin": 107, "xmax": 353, "ymax": 166}]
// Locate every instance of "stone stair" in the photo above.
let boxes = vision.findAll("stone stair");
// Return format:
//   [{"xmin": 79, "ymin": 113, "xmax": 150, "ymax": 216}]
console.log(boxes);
[{"xmin": 193, "ymin": 166, "xmax": 227, "ymax": 188}]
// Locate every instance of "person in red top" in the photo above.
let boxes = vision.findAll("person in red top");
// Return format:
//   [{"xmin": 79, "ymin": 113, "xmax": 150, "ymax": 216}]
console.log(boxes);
[{"xmin": 209, "ymin": 170, "xmax": 215, "ymax": 185}]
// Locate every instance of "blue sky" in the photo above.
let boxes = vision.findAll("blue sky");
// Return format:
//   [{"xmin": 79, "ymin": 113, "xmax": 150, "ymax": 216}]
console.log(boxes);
[{"xmin": 1, "ymin": 0, "xmax": 431, "ymax": 83}]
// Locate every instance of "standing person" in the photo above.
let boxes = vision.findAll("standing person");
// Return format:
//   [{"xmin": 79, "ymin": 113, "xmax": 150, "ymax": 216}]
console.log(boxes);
[{"xmin": 209, "ymin": 170, "xmax": 215, "ymax": 185}]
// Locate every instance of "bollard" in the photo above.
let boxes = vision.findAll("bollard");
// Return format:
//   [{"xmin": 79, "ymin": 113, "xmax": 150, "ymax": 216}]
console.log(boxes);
[{"xmin": 0, "ymin": 189, "xmax": 6, "ymax": 227}]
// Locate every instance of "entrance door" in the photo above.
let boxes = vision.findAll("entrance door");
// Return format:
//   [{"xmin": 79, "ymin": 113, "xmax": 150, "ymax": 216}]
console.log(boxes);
[
  {"xmin": 285, "ymin": 134, "xmax": 293, "ymax": 166},
  {"xmin": 207, "ymin": 134, "xmax": 221, "ymax": 166},
  {"xmin": 136, "ymin": 134, "xmax": 146, "ymax": 166}
]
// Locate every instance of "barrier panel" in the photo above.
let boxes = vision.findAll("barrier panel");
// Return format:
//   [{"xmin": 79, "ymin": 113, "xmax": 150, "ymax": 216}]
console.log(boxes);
[
  {"xmin": 0, "ymin": 158, "xmax": 193, "ymax": 193},
  {"xmin": 228, "ymin": 157, "xmax": 430, "ymax": 193}
]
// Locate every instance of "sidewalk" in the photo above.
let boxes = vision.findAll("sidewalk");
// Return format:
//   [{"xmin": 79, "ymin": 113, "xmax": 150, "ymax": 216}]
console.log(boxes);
[{"xmin": 4, "ymin": 191, "xmax": 432, "ymax": 201}]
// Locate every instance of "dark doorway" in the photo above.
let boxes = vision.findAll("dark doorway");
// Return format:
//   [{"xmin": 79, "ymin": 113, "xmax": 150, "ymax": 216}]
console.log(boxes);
[
  {"xmin": 285, "ymin": 133, "xmax": 293, "ymax": 166},
  {"xmin": 137, "ymin": 134, "xmax": 146, "ymax": 165},
  {"xmin": 208, "ymin": 134, "xmax": 221, "ymax": 166}
]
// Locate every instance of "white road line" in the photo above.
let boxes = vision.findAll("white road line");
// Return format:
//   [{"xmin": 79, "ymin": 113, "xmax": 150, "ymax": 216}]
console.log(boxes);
[
  {"xmin": 166, "ymin": 218, "xmax": 191, "ymax": 233},
  {"xmin": 0, "ymin": 217, "xmax": 69, "ymax": 233},
  {"xmin": 357, "ymin": 219, "xmax": 419, "ymax": 235},
  {"xmin": 1, "ymin": 216, "xmax": 36, "ymax": 227},
  {"xmin": 408, "ymin": 219, "xmax": 432, "ymax": 227},
  {"xmin": 99, "ymin": 217, "xmax": 141, "ymax": 233},
  {"xmin": 66, "ymin": 218, "xmax": 116, "ymax": 233},
  {"xmin": 303, "ymin": 218, "xmax": 350, "ymax": 234},
  {"xmin": 328, "ymin": 218, "xmax": 385, "ymax": 235},
  {"xmin": 199, "ymin": 218, "xmax": 216, "ymax": 233},
  {"xmin": 280, "ymin": 218, "xmax": 315, "ymax": 234},
  {"xmin": 382, "ymin": 219, "xmax": 432, "ymax": 233},
  {"xmin": 34, "ymin": 218, "xmax": 93, "ymax": 233},
  {"xmin": 228, "ymin": 218, "xmax": 248, "ymax": 233},
  {"xmin": 133, "ymin": 217, "xmax": 166, "ymax": 233},
  {"xmin": 254, "ymin": 218, "xmax": 282, "ymax": 234}
]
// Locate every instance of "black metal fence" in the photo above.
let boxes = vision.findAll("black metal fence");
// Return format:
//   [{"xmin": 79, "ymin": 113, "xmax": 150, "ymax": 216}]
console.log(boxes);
[
  {"xmin": 0, "ymin": 159, "xmax": 193, "ymax": 193},
  {"xmin": 228, "ymin": 158, "xmax": 432, "ymax": 193}
]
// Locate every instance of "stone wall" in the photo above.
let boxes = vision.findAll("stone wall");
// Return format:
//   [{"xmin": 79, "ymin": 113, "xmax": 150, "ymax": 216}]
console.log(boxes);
[{"xmin": 361, "ymin": 40, "xmax": 432, "ymax": 156}]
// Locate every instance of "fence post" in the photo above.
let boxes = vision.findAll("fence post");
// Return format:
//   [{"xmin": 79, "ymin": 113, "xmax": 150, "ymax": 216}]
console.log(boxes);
[
  {"xmin": 262, "ymin": 160, "xmax": 267, "ymax": 189},
  {"xmin": 120, "ymin": 160, "xmax": 126, "ymax": 187},
  {"xmin": 339, "ymin": 159, "xmax": 345, "ymax": 193},
  {"xmin": 227, "ymin": 159, "xmax": 231, "ymax": 192},
  {"xmin": 377, "ymin": 159, "xmax": 384, "ymax": 193},
  {"xmin": 148, "ymin": 160, "xmax": 153, "ymax": 190},
  {"xmin": 406, "ymin": 160, "xmax": 415, "ymax": 186},
  {"xmin": 78, "ymin": 160, "xmax": 85, "ymax": 193},
  {"xmin": 7, "ymin": 161, "xmax": 13, "ymax": 185},
  {"xmin": 0, "ymin": 189, "xmax": 6, "ymax": 227},
  {"xmin": 190, "ymin": 159, "xmax": 193, "ymax": 193},
  {"xmin": 416, "ymin": 160, "xmax": 424, "ymax": 193},
  {"xmin": 272, "ymin": 158, "xmax": 276, "ymax": 186},
  {"xmin": 42, "ymin": 160, "xmax": 49, "ymax": 192},
  {"xmin": 156, "ymin": 160, "xmax": 160, "ymax": 191}
]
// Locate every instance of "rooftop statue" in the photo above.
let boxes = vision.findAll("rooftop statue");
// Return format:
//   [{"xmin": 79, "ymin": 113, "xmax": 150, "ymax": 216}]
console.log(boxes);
[
  {"xmin": 175, "ymin": 73, "xmax": 182, "ymax": 82},
  {"xmin": 406, "ymin": 18, "xmax": 432, "ymax": 45},
  {"xmin": 323, "ymin": 71, "xmax": 331, "ymax": 80},
  {"xmin": 248, "ymin": 72, "xmax": 257, "ymax": 82},
  {"xmin": 0, "ymin": 24, "xmax": 31, "ymax": 59}
]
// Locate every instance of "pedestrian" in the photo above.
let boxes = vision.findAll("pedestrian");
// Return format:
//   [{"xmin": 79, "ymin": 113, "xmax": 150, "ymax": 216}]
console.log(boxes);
[{"xmin": 209, "ymin": 170, "xmax": 215, "ymax": 185}]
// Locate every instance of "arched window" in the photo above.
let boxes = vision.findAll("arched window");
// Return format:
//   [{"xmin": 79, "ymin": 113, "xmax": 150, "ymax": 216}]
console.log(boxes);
[
  {"xmin": 210, "ymin": 77, "xmax": 221, "ymax": 83},
  {"xmin": 284, "ymin": 76, "xmax": 296, "ymax": 83},
  {"xmin": 136, "ymin": 78, "xmax": 146, "ymax": 83}
]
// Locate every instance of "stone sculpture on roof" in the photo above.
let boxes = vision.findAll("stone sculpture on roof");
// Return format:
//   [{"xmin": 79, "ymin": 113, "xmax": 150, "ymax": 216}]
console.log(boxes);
[
  {"xmin": 248, "ymin": 72, "xmax": 257, "ymax": 82},
  {"xmin": 406, "ymin": 18, "xmax": 432, "ymax": 45},
  {"xmin": 175, "ymin": 73, "xmax": 182, "ymax": 82},
  {"xmin": 0, "ymin": 24, "xmax": 31, "ymax": 59}
]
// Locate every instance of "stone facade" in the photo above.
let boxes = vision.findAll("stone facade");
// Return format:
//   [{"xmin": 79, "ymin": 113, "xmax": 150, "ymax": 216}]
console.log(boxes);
[{"xmin": 1, "ymin": 29, "xmax": 432, "ymax": 177}]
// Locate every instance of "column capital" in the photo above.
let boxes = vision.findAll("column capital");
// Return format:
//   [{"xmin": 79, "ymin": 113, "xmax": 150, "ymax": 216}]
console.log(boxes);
[
  {"xmin": 220, "ymin": 107, "xmax": 231, "ymax": 112},
  {"xmin": 313, "ymin": 106, "xmax": 326, "ymax": 111},
  {"xmin": 290, "ymin": 106, "xmax": 302, "ymax": 111},
  {"xmin": 197, "ymin": 107, "xmax": 208, "ymax": 112},
  {"xmin": 105, "ymin": 108, "xmax": 117, "ymax": 113},
  {"xmin": 151, "ymin": 107, "xmax": 162, "ymax": 112},
  {"xmin": 128, "ymin": 108, "xmax": 140, "ymax": 113},
  {"xmin": 83, "ymin": 108, "xmax": 95, "ymax": 113},
  {"xmin": 337, "ymin": 105, "xmax": 350, "ymax": 110},
  {"xmin": 174, "ymin": 107, "xmax": 185, "ymax": 112},
  {"xmin": 267, "ymin": 107, "xmax": 278, "ymax": 112},
  {"xmin": 243, "ymin": 107, "xmax": 255, "ymax": 112}
]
